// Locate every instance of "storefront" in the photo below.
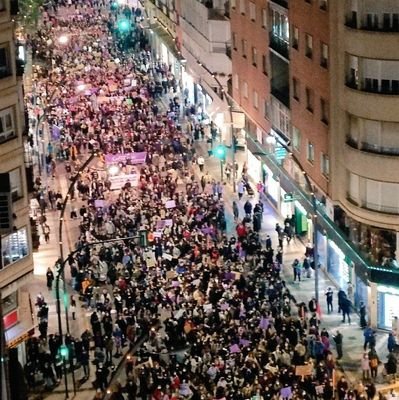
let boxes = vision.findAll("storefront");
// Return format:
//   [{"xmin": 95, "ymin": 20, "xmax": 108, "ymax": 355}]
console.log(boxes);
[
  {"xmin": 182, "ymin": 67, "xmax": 195, "ymax": 105},
  {"xmin": 327, "ymin": 239, "xmax": 352, "ymax": 289},
  {"xmin": 280, "ymin": 187, "xmax": 294, "ymax": 221},
  {"xmin": 294, "ymin": 201, "xmax": 310, "ymax": 237},
  {"xmin": 377, "ymin": 285, "xmax": 399, "ymax": 330},
  {"xmin": 354, "ymin": 274, "xmax": 368, "ymax": 309},
  {"xmin": 149, "ymin": 25, "xmax": 183, "ymax": 82},
  {"xmin": 263, "ymin": 164, "xmax": 279, "ymax": 207},
  {"xmin": 247, "ymin": 151, "xmax": 262, "ymax": 184}
]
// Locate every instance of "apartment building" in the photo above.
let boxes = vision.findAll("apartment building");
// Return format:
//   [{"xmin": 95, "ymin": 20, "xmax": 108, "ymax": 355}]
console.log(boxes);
[
  {"xmin": 231, "ymin": 0, "xmax": 271, "ymax": 181},
  {"xmin": 0, "ymin": 0, "xmax": 34, "ymax": 355},
  {"xmin": 228, "ymin": 0, "xmax": 399, "ymax": 328},
  {"xmin": 145, "ymin": 0, "xmax": 233, "ymax": 143},
  {"xmin": 330, "ymin": 0, "xmax": 399, "ymax": 328}
]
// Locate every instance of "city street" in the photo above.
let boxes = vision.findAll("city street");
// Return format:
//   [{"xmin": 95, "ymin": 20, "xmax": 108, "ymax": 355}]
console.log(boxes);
[{"xmin": 18, "ymin": 1, "xmax": 397, "ymax": 400}]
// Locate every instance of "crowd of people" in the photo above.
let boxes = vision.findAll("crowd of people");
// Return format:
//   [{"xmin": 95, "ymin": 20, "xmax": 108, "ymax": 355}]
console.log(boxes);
[{"xmin": 23, "ymin": 0, "xmax": 399, "ymax": 399}]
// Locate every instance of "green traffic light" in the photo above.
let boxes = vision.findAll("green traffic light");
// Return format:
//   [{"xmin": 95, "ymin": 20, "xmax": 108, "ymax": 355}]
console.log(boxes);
[
  {"xmin": 214, "ymin": 145, "xmax": 226, "ymax": 159},
  {"xmin": 60, "ymin": 345, "xmax": 69, "ymax": 358},
  {"xmin": 118, "ymin": 19, "xmax": 130, "ymax": 32}
]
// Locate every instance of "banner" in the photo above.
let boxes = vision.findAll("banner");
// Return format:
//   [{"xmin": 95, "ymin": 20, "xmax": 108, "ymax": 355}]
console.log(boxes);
[
  {"xmin": 109, "ymin": 173, "xmax": 139, "ymax": 190},
  {"xmin": 105, "ymin": 152, "xmax": 147, "ymax": 165}
]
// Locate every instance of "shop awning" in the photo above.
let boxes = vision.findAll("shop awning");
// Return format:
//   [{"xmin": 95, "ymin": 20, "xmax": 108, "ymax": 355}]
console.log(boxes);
[{"xmin": 149, "ymin": 24, "xmax": 184, "ymax": 62}]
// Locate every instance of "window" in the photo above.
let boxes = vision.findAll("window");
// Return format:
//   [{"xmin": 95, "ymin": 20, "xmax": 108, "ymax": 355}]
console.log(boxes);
[
  {"xmin": 320, "ymin": 42, "xmax": 328, "ymax": 68},
  {"xmin": 261, "ymin": 8, "xmax": 267, "ymax": 28},
  {"xmin": 1, "ymin": 227, "xmax": 29, "ymax": 269},
  {"xmin": 321, "ymin": 153, "xmax": 330, "ymax": 177},
  {"xmin": 251, "ymin": 46, "xmax": 257, "ymax": 66},
  {"xmin": 240, "ymin": 0, "xmax": 245, "ymax": 14},
  {"xmin": 2, "ymin": 292, "xmax": 18, "ymax": 316},
  {"xmin": 9, "ymin": 168, "xmax": 22, "ymax": 201},
  {"xmin": 271, "ymin": 9, "xmax": 289, "ymax": 43},
  {"xmin": 243, "ymin": 81, "xmax": 248, "ymax": 98},
  {"xmin": 232, "ymin": 33, "xmax": 238, "ymax": 50},
  {"xmin": 307, "ymin": 141, "xmax": 314, "ymax": 163},
  {"xmin": 293, "ymin": 126, "xmax": 301, "ymax": 151},
  {"xmin": 305, "ymin": 0, "xmax": 312, "ymax": 3},
  {"xmin": 262, "ymin": 54, "xmax": 267, "ymax": 75},
  {"xmin": 264, "ymin": 99, "xmax": 271, "ymax": 119},
  {"xmin": 253, "ymin": 90, "xmax": 259, "ymax": 109},
  {"xmin": 0, "ymin": 1, "xmax": 5, "ymax": 12},
  {"xmin": 293, "ymin": 77, "xmax": 299, "ymax": 100},
  {"xmin": 0, "ymin": 43, "xmax": 12, "ymax": 79},
  {"xmin": 0, "ymin": 107, "xmax": 16, "ymax": 143},
  {"xmin": 305, "ymin": 87, "xmax": 314, "ymax": 112},
  {"xmin": 305, "ymin": 34, "xmax": 313, "ymax": 58},
  {"xmin": 292, "ymin": 26, "xmax": 299, "ymax": 49},
  {"xmin": 241, "ymin": 39, "xmax": 247, "ymax": 57},
  {"xmin": 319, "ymin": 0, "xmax": 327, "ymax": 10},
  {"xmin": 320, "ymin": 98, "xmax": 329, "ymax": 125},
  {"xmin": 249, "ymin": 2, "xmax": 256, "ymax": 21},
  {"xmin": 234, "ymin": 73, "xmax": 239, "ymax": 90}
]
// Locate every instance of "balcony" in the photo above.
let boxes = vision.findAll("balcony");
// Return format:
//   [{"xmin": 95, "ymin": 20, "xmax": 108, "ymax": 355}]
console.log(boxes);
[
  {"xmin": 269, "ymin": 34, "xmax": 289, "ymax": 60},
  {"xmin": 347, "ymin": 193, "xmax": 399, "ymax": 216},
  {"xmin": 271, "ymin": 85, "xmax": 289, "ymax": 109}
]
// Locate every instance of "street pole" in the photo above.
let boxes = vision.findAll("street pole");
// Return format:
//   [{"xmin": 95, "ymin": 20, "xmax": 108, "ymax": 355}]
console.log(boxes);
[
  {"xmin": 251, "ymin": 135, "xmax": 320, "ymax": 303},
  {"xmin": 220, "ymin": 160, "xmax": 223, "ymax": 181}
]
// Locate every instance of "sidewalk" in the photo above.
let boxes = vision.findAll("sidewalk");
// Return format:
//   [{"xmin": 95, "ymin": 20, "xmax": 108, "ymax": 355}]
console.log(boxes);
[{"xmin": 191, "ymin": 138, "xmax": 390, "ymax": 386}]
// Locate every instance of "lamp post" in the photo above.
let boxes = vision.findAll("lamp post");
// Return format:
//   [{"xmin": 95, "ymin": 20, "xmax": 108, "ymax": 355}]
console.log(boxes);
[{"xmin": 263, "ymin": 134, "xmax": 320, "ymax": 303}]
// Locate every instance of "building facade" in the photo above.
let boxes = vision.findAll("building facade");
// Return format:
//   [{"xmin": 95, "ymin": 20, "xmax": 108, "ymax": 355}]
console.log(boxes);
[
  {"xmin": 0, "ymin": 0, "xmax": 34, "ymax": 355},
  {"xmin": 229, "ymin": 0, "xmax": 399, "ymax": 328},
  {"xmin": 330, "ymin": 0, "xmax": 399, "ymax": 329}
]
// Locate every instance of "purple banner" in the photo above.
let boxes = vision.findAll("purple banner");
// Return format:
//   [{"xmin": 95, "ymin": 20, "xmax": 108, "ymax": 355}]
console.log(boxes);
[
  {"xmin": 105, "ymin": 152, "xmax": 147, "ymax": 165},
  {"xmin": 52, "ymin": 125, "xmax": 61, "ymax": 141}
]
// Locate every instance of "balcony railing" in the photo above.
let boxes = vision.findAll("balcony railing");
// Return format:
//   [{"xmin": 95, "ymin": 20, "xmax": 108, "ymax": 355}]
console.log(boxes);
[
  {"xmin": 347, "ymin": 193, "xmax": 399, "ymax": 215},
  {"xmin": 346, "ymin": 76, "xmax": 399, "ymax": 95},
  {"xmin": 269, "ymin": 34, "xmax": 289, "ymax": 60},
  {"xmin": 360, "ymin": 142, "xmax": 399, "ymax": 156},
  {"xmin": 345, "ymin": 13, "xmax": 399, "ymax": 32}
]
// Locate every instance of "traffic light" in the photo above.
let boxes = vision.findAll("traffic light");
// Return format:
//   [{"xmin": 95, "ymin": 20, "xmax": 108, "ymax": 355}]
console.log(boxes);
[
  {"xmin": 59, "ymin": 345, "xmax": 69, "ymax": 359},
  {"xmin": 214, "ymin": 145, "xmax": 226, "ymax": 161},
  {"xmin": 118, "ymin": 19, "xmax": 130, "ymax": 33}
]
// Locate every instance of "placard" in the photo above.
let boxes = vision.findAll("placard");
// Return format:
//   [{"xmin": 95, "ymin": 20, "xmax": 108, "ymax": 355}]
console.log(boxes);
[
  {"xmin": 295, "ymin": 364, "xmax": 313, "ymax": 376},
  {"xmin": 165, "ymin": 200, "xmax": 176, "ymax": 209},
  {"xmin": 109, "ymin": 173, "xmax": 139, "ymax": 190}
]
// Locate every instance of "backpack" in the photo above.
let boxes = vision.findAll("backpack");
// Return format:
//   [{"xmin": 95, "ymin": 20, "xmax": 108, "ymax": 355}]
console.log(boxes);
[{"xmin": 370, "ymin": 358, "xmax": 378, "ymax": 368}]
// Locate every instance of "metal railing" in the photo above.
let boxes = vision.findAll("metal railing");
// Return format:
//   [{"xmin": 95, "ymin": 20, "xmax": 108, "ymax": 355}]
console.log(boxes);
[
  {"xmin": 345, "ymin": 14, "xmax": 399, "ymax": 32},
  {"xmin": 269, "ymin": 34, "xmax": 289, "ymax": 60}
]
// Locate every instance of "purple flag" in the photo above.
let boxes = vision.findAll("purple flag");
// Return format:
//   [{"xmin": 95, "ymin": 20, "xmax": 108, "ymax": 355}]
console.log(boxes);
[
  {"xmin": 259, "ymin": 317, "xmax": 269, "ymax": 330},
  {"xmin": 229, "ymin": 344, "xmax": 240, "ymax": 353}
]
